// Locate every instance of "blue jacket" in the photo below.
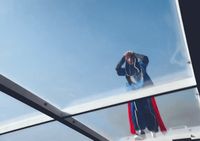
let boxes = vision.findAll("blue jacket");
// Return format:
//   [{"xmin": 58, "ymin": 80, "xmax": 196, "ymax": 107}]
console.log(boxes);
[{"xmin": 115, "ymin": 53, "xmax": 153, "ymax": 87}]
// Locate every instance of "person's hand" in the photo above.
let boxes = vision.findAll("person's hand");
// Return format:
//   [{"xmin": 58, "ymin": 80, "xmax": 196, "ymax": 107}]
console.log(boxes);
[
  {"xmin": 124, "ymin": 51, "xmax": 133, "ymax": 60},
  {"xmin": 124, "ymin": 51, "xmax": 135, "ymax": 64}
]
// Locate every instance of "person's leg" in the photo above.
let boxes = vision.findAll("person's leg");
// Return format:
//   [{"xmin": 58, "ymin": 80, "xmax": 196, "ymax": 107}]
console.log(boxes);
[
  {"xmin": 127, "ymin": 102, "xmax": 136, "ymax": 134},
  {"xmin": 134, "ymin": 99, "xmax": 147, "ymax": 131},
  {"xmin": 128, "ymin": 101, "xmax": 147, "ymax": 140},
  {"xmin": 145, "ymin": 98, "xmax": 159, "ymax": 133},
  {"xmin": 130, "ymin": 101, "xmax": 140, "ymax": 131}
]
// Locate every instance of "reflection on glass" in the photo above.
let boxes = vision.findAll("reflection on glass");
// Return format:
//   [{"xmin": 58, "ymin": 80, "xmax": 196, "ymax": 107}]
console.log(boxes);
[
  {"xmin": 75, "ymin": 88, "xmax": 200, "ymax": 141},
  {"xmin": 0, "ymin": 0, "xmax": 194, "ymax": 108},
  {"xmin": 115, "ymin": 51, "xmax": 166, "ymax": 138},
  {"xmin": 0, "ymin": 122, "xmax": 91, "ymax": 141}
]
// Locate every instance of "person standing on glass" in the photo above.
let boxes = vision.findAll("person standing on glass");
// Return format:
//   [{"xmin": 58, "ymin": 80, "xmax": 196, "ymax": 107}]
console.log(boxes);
[{"xmin": 115, "ymin": 51, "xmax": 166, "ymax": 139}]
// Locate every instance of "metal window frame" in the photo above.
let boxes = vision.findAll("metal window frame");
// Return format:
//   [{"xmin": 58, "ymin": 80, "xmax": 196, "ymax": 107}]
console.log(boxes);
[{"xmin": 0, "ymin": 75, "xmax": 109, "ymax": 141}]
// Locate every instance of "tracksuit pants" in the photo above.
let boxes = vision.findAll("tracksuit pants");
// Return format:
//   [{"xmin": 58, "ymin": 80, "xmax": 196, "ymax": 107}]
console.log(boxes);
[{"xmin": 130, "ymin": 98, "xmax": 159, "ymax": 132}]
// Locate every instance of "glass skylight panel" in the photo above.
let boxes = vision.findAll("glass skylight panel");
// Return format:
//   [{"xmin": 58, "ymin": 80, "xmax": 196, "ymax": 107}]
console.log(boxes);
[
  {"xmin": 0, "ymin": 0, "xmax": 199, "ymax": 140},
  {"xmin": 0, "ymin": 91, "xmax": 40, "ymax": 124},
  {"xmin": 0, "ymin": 0, "xmax": 196, "ymax": 113},
  {"xmin": 75, "ymin": 88, "xmax": 200, "ymax": 141},
  {"xmin": 0, "ymin": 122, "xmax": 92, "ymax": 141}
]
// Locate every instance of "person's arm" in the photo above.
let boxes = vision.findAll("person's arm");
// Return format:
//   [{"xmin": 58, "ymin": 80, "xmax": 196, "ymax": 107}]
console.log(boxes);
[
  {"xmin": 135, "ymin": 53, "xmax": 149, "ymax": 72},
  {"xmin": 135, "ymin": 53, "xmax": 149, "ymax": 67},
  {"xmin": 115, "ymin": 56, "xmax": 126, "ymax": 76},
  {"xmin": 135, "ymin": 53, "xmax": 154, "ymax": 85}
]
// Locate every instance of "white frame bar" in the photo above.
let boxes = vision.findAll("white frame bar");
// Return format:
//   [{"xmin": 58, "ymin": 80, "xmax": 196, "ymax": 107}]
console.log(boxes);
[{"xmin": 63, "ymin": 77, "xmax": 196, "ymax": 115}]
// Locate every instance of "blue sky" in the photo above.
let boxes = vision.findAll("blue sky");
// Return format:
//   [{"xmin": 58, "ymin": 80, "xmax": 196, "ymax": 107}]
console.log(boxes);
[
  {"xmin": 0, "ymin": 0, "xmax": 198, "ymax": 140},
  {"xmin": 0, "ymin": 0, "xmax": 192, "ymax": 107}
]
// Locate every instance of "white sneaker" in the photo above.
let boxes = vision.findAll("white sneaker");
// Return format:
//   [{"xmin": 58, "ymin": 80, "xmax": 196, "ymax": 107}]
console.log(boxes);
[
  {"xmin": 134, "ymin": 134, "xmax": 145, "ymax": 140},
  {"xmin": 150, "ymin": 132, "xmax": 156, "ymax": 138}
]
